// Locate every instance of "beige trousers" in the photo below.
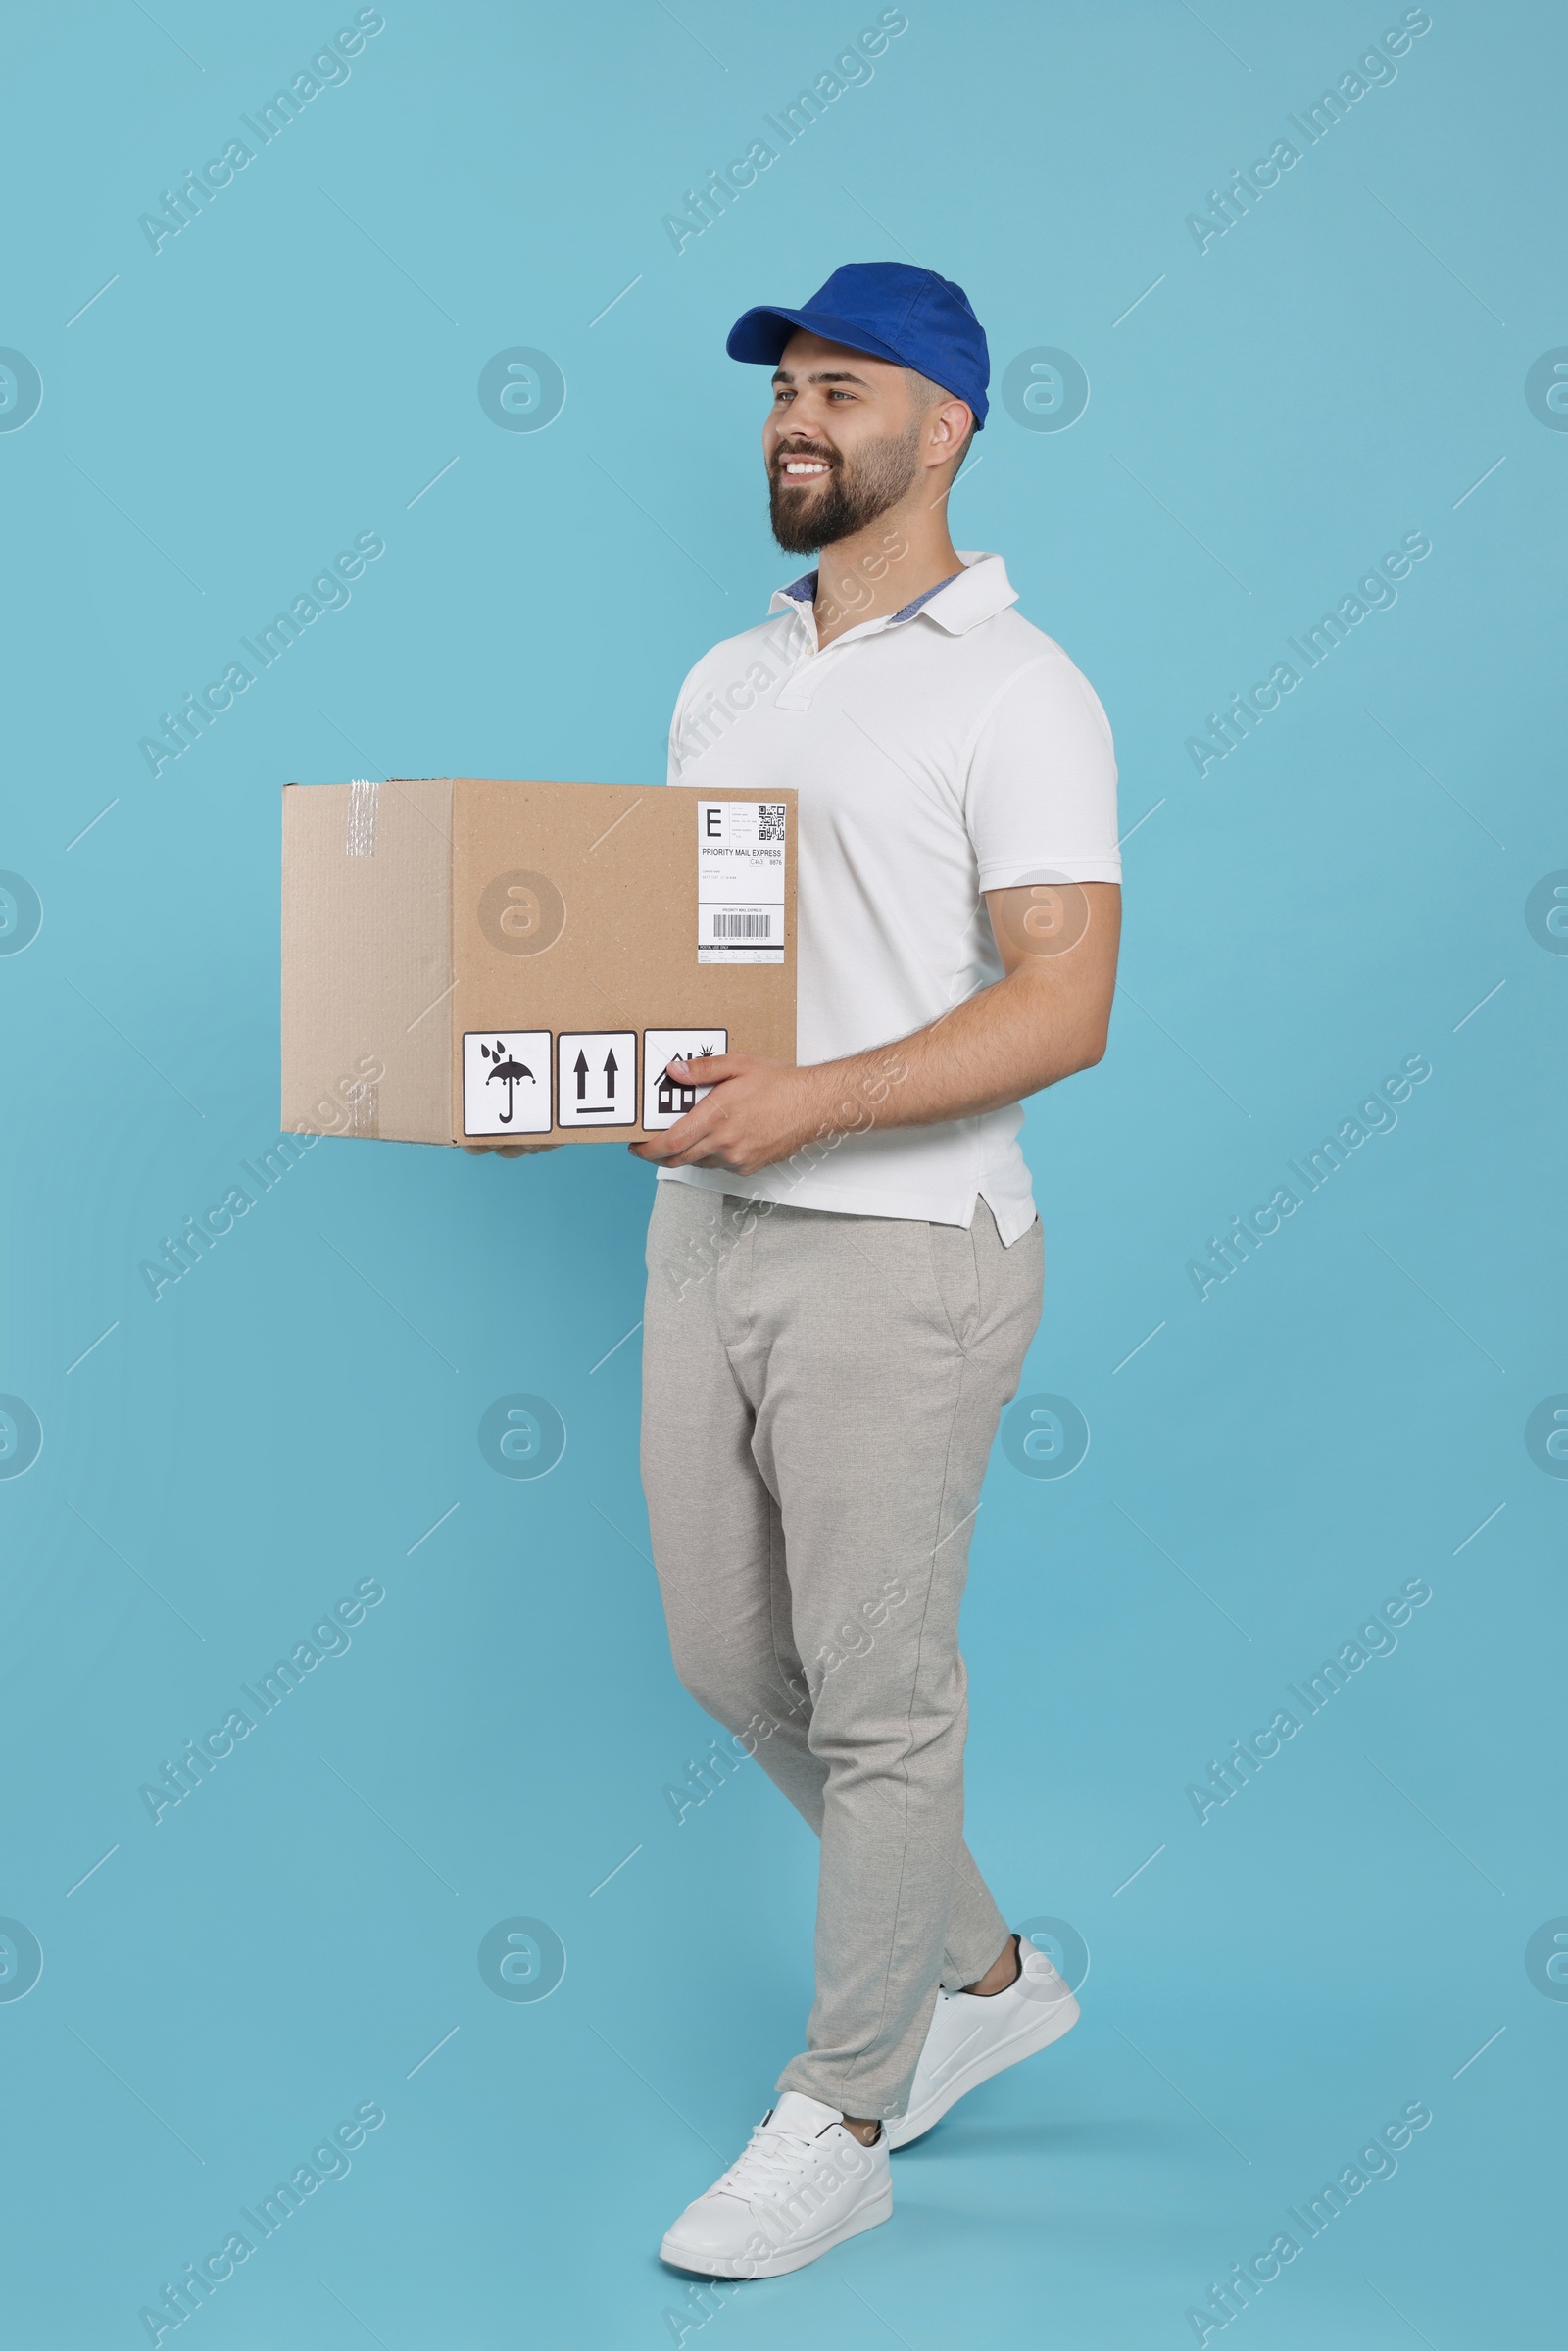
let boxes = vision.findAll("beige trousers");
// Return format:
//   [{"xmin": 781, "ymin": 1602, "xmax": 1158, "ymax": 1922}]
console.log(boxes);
[{"xmin": 640, "ymin": 1178, "xmax": 1043, "ymax": 2118}]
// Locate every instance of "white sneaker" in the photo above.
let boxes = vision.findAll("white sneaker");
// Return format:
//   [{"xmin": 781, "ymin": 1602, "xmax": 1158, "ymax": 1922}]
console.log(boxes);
[
  {"xmin": 884, "ymin": 1932, "xmax": 1080, "ymax": 2150},
  {"xmin": 659, "ymin": 2091, "xmax": 893, "ymax": 2278}
]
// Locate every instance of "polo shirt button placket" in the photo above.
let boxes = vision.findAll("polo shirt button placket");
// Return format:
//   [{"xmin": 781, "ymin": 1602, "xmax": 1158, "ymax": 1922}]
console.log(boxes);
[
  {"xmin": 775, "ymin": 617, "xmax": 881, "ymax": 711},
  {"xmin": 776, "ymin": 617, "xmax": 827, "ymax": 711}
]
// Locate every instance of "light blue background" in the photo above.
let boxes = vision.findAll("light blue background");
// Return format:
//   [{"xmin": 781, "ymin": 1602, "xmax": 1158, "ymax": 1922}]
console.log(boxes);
[{"xmin": 2, "ymin": 3, "xmax": 1562, "ymax": 2343}]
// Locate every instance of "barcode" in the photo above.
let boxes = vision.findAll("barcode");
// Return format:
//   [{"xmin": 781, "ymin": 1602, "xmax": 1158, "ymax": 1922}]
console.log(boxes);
[
  {"xmin": 712, "ymin": 912, "xmax": 772, "ymax": 938},
  {"xmin": 757, "ymin": 803, "xmax": 785, "ymax": 843}
]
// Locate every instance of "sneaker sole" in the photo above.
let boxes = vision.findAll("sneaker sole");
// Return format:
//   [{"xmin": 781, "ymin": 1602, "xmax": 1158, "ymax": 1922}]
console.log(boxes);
[
  {"xmin": 884, "ymin": 1990, "xmax": 1080, "ymax": 2150},
  {"xmin": 660, "ymin": 2183, "xmax": 893, "ymax": 2278}
]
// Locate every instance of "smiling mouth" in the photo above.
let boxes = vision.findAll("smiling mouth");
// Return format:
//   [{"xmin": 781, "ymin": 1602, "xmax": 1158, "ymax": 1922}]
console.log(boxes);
[{"xmin": 775, "ymin": 454, "xmax": 834, "ymax": 484}]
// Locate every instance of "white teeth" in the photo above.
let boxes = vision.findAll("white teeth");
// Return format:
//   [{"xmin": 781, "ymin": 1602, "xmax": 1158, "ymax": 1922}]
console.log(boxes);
[{"xmin": 783, "ymin": 460, "xmax": 828, "ymax": 476}]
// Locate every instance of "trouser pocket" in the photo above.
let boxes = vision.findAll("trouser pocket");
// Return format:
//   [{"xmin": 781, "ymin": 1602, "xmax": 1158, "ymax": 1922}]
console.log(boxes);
[{"xmin": 927, "ymin": 1216, "xmax": 982, "ymax": 1350}]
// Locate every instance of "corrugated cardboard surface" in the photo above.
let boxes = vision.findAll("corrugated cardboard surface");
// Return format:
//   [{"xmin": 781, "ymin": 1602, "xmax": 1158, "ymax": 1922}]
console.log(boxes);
[{"xmin": 281, "ymin": 778, "xmax": 796, "ymax": 1145}]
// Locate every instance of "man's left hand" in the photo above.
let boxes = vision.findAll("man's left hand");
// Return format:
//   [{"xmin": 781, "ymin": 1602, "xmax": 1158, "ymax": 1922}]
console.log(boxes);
[{"xmin": 629, "ymin": 1054, "xmax": 827, "ymax": 1174}]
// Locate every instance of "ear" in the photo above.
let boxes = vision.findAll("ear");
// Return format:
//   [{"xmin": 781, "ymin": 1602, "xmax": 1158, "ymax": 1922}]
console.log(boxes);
[{"xmin": 922, "ymin": 397, "xmax": 974, "ymax": 468}]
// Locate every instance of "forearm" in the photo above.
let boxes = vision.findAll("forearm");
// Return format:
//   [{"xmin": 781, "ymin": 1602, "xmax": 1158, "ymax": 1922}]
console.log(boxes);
[
  {"xmin": 792, "ymin": 963, "xmax": 1108, "ymax": 1139},
  {"xmin": 634, "ymin": 882, "xmax": 1120, "ymax": 1176}
]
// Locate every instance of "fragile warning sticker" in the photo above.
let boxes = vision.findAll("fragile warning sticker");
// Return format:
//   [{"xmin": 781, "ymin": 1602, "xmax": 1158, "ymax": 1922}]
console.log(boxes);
[{"xmin": 697, "ymin": 801, "xmax": 785, "ymax": 964}]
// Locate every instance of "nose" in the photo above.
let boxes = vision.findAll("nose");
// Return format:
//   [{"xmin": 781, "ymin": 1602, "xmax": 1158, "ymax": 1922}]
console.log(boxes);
[{"xmin": 766, "ymin": 393, "xmax": 839, "ymax": 456}]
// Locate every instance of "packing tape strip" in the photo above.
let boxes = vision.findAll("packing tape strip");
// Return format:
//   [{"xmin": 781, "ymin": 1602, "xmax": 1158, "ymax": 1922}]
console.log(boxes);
[
  {"xmin": 346, "ymin": 777, "xmax": 380, "ymax": 857},
  {"xmin": 343, "ymin": 1080, "xmax": 379, "ymax": 1138}
]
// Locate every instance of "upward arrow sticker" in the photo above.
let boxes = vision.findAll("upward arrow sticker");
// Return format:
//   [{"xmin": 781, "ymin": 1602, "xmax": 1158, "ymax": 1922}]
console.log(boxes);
[{"xmin": 557, "ymin": 1032, "xmax": 636, "ymax": 1128}]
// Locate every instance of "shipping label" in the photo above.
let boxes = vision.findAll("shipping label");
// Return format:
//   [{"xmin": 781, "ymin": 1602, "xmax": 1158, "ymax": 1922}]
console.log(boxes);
[{"xmin": 697, "ymin": 800, "xmax": 785, "ymax": 964}]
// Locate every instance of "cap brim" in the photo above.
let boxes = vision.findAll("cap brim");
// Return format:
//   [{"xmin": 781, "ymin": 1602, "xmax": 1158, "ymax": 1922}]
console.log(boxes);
[{"xmin": 726, "ymin": 304, "xmax": 910, "ymax": 369}]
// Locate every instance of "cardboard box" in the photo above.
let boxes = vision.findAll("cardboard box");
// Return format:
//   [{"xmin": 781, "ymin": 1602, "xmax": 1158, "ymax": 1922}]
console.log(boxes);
[{"xmin": 281, "ymin": 777, "xmax": 797, "ymax": 1145}]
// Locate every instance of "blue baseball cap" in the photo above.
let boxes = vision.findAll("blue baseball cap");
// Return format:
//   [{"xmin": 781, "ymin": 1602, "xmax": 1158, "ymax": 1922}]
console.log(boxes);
[{"xmin": 727, "ymin": 262, "xmax": 990, "ymax": 429}]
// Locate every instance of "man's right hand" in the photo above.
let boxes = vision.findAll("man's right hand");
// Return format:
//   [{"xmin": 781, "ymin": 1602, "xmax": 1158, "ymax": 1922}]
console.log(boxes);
[{"xmin": 462, "ymin": 1143, "xmax": 561, "ymax": 1157}]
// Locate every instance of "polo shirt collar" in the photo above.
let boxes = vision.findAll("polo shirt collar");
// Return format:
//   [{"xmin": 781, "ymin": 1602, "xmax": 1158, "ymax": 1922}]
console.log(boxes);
[{"xmin": 768, "ymin": 551, "xmax": 1017, "ymax": 640}]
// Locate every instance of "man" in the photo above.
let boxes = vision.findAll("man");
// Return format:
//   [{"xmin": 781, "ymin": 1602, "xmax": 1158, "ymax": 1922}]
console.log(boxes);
[{"xmin": 630, "ymin": 264, "xmax": 1123, "ymax": 2278}]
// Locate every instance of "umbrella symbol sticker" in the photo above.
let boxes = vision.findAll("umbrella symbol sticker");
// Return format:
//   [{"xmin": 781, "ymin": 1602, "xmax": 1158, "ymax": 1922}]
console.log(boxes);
[
  {"xmin": 479, "ymin": 1038, "xmax": 534, "ymax": 1123},
  {"xmin": 463, "ymin": 1029, "xmax": 551, "ymax": 1137}
]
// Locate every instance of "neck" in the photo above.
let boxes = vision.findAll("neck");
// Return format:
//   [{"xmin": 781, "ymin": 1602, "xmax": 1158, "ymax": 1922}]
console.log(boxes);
[{"xmin": 810, "ymin": 485, "xmax": 962, "ymax": 647}]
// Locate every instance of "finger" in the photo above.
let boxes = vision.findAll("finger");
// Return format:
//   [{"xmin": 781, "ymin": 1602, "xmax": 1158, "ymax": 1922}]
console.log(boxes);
[
  {"xmin": 665, "ymin": 1053, "xmax": 743, "ymax": 1083},
  {"xmin": 633, "ymin": 1125, "xmax": 718, "ymax": 1166},
  {"xmin": 660, "ymin": 1134, "xmax": 733, "ymax": 1169},
  {"xmin": 637, "ymin": 1097, "xmax": 727, "ymax": 1159},
  {"xmin": 630, "ymin": 1133, "xmax": 695, "ymax": 1163}
]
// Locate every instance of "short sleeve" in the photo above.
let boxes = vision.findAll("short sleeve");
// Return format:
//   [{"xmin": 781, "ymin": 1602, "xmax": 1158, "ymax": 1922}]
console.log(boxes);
[{"xmin": 963, "ymin": 654, "xmax": 1121, "ymax": 890}]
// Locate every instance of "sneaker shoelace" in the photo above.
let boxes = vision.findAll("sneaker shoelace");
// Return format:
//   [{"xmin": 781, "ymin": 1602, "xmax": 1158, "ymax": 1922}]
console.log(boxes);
[{"xmin": 714, "ymin": 2116, "xmax": 844, "ymax": 2204}]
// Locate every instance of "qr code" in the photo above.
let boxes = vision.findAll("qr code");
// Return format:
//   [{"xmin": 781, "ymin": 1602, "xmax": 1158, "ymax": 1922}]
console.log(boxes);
[{"xmin": 757, "ymin": 803, "xmax": 786, "ymax": 842}]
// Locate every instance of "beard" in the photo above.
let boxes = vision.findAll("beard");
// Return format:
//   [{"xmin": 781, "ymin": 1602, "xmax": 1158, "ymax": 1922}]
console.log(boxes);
[{"xmin": 768, "ymin": 419, "xmax": 921, "ymax": 554}]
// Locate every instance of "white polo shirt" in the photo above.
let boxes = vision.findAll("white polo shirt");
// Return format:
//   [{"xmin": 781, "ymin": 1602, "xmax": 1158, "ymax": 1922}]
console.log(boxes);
[{"xmin": 658, "ymin": 550, "xmax": 1120, "ymax": 1244}]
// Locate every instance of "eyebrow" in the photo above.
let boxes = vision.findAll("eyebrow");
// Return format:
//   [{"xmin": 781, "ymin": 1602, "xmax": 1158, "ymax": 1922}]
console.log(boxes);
[{"xmin": 770, "ymin": 367, "xmax": 873, "ymax": 387}]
